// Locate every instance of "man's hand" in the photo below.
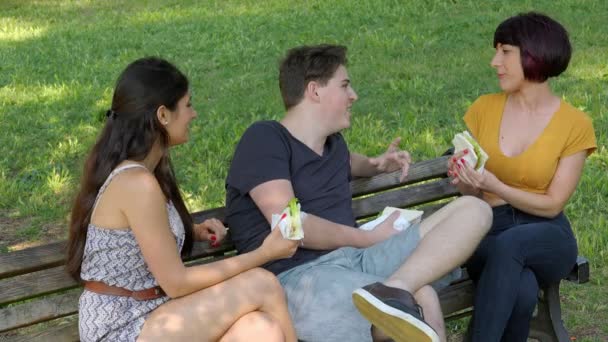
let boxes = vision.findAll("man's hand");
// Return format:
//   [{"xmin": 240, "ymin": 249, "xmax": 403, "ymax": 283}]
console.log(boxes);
[
  {"xmin": 369, "ymin": 137, "xmax": 412, "ymax": 182},
  {"xmin": 366, "ymin": 211, "xmax": 401, "ymax": 245}
]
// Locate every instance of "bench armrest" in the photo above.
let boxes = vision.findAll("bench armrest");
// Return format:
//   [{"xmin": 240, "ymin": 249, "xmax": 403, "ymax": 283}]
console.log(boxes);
[{"xmin": 565, "ymin": 256, "xmax": 589, "ymax": 284}]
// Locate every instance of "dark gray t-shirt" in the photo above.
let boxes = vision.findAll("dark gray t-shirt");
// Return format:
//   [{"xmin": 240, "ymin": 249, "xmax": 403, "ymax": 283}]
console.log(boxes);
[{"xmin": 225, "ymin": 121, "xmax": 356, "ymax": 275}]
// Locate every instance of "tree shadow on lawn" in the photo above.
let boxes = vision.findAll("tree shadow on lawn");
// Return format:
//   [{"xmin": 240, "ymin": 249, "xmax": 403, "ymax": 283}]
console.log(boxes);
[
  {"xmin": 2, "ymin": 0, "xmax": 496, "ymax": 248},
  {"xmin": 1, "ymin": 0, "xmax": 606, "ymax": 253},
  {"xmin": 0, "ymin": 210, "xmax": 66, "ymax": 252}
]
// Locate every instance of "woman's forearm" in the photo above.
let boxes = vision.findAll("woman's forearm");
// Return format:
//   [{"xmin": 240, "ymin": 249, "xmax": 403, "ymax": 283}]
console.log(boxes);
[
  {"xmin": 491, "ymin": 182, "xmax": 565, "ymax": 218},
  {"xmin": 166, "ymin": 249, "xmax": 269, "ymax": 298}
]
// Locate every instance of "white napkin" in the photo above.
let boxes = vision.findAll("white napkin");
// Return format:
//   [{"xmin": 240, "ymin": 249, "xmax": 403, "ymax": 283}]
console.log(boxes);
[
  {"xmin": 271, "ymin": 208, "xmax": 305, "ymax": 240},
  {"xmin": 359, "ymin": 207, "xmax": 423, "ymax": 232}
]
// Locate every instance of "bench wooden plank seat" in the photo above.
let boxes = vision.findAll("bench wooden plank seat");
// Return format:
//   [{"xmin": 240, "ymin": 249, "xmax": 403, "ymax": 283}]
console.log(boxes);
[{"xmin": 0, "ymin": 155, "xmax": 588, "ymax": 341}]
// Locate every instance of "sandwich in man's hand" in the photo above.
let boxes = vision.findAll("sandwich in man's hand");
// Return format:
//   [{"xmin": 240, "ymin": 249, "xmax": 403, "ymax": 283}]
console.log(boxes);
[{"xmin": 452, "ymin": 131, "xmax": 489, "ymax": 172}]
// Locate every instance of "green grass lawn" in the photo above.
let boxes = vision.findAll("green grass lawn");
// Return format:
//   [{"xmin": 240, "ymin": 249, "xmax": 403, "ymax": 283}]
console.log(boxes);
[{"xmin": 1, "ymin": 0, "xmax": 606, "ymax": 339}]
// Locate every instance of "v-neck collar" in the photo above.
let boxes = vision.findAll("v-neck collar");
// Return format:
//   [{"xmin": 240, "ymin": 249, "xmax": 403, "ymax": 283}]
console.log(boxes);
[{"xmin": 495, "ymin": 93, "xmax": 563, "ymax": 159}]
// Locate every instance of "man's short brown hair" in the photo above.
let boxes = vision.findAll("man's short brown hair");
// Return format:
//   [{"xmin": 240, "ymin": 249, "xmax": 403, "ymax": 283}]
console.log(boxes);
[{"xmin": 279, "ymin": 44, "xmax": 347, "ymax": 110}]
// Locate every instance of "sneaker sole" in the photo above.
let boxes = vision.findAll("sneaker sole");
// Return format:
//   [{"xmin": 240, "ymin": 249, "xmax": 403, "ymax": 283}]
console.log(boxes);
[{"xmin": 352, "ymin": 288, "xmax": 440, "ymax": 342}]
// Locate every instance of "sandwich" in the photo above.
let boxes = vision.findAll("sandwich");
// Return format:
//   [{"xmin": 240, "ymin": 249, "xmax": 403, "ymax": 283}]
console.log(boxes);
[
  {"xmin": 452, "ymin": 131, "xmax": 489, "ymax": 172},
  {"xmin": 286, "ymin": 198, "xmax": 303, "ymax": 239},
  {"xmin": 273, "ymin": 198, "xmax": 304, "ymax": 240}
]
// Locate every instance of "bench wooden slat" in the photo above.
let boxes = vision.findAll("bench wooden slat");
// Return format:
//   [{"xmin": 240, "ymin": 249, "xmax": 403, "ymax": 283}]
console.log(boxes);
[
  {"xmin": 0, "ymin": 242, "xmax": 235, "ymax": 307},
  {"xmin": 0, "ymin": 289, "xmax": 80, "ymax": 333},
  {"xmin": 352, "ymin": 178, "xmax": 459, "ymax": 219},
  {"xmin": 0, "ymin": 241, "xmax": 67, "ymax": 280},
  {"xmin": 351, "ymin": 156, "xmax": 449, "ymax": 197},
  {"xmin": 0, "ymin": 255, "xmax": 237, "ymax": 333},
  {"xmin": 191, "ymin": 206, "xmax": 226, "ymax": 225},
  {"xmin": 438, "ymin": 279, "xmax": 475, "ymax": 317},
  {"xmin": 0, "ymin": 233, "xmax": 234, "ymax": 282},
  {"xmin": 0, "ymin": 266, "xmax": 77, "ymax": 306},
  {"xmin": 0, "ymin": 317, "xmax": 78, "ymax": 342},
  {"xmin": 419, "ymin": 202, "xmax": 451, "ymax": 219},
  {"xmin": 187, "ymin": 241, "xmax": 236, "ymax": 261}
]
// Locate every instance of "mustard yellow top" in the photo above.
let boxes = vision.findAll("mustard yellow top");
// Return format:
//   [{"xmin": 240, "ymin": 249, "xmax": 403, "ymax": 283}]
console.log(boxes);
[{"xmin": 464, "ymin": 93, "xmax": 597, "ymax": 201}]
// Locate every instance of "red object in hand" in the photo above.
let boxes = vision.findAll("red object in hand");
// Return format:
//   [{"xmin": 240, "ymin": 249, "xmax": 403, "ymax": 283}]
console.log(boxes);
[{"xmin": 210, "ymin": 235, "xmax": 216, "ymax": 241}]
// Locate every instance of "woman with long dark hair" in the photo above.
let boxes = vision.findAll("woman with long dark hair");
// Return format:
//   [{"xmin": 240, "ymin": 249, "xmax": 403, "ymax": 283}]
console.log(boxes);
[
  {"xmin": 67, "ymin": 57, "xmax": 299, "ymax": 342},
  {"xmin": 449, "ymin": 13, "xmax": 596, "ymax": 341}
]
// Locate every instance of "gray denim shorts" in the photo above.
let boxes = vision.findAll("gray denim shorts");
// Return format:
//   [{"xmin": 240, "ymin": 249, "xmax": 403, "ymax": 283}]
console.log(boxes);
[{"xmin": 277, "ymin": 224, "xmax": 461, "ymax": 342}]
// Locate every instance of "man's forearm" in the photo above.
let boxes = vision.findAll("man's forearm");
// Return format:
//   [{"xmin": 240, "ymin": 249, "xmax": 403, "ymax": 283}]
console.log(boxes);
[
  {"xmin": 301, "ymin": 214, "xmax": 372, "ymax": 249},
  {"xmin": 350, "ymin": 152, "xmax": 378, "ymax": 177}
]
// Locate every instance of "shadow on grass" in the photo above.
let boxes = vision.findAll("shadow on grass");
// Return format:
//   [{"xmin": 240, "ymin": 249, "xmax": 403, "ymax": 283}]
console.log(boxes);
[{"xmin": 0, "ymin": 0, "xmax": 606, "ymax": 260}]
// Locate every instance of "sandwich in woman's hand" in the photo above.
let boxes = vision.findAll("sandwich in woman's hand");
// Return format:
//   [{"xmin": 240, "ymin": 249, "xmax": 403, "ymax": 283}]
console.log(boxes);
[
  {"xmin": 452, "ymin": 131, "xmax": 489, "ymax": 172},
  {"xmin": 271, "ymin": 198, "xmax": 304, "ymax": 240}
]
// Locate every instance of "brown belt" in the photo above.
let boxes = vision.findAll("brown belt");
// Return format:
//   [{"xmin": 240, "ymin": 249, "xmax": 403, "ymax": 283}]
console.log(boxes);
[{"xmin": 84, "ymin": 281, "xmax": 166, "ymax": 301}]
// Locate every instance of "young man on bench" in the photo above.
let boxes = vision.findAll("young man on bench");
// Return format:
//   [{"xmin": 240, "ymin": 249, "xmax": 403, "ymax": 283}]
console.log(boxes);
[{"xmin": 225, "ymin": 44, "xmax": 492, "ymax": 342}]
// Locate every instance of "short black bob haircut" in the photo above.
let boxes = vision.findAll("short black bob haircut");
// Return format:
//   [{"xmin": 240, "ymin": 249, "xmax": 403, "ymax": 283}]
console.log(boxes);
[{"xmin": 494, "ymin": 12, "xmax": 571, "ymax": 82}]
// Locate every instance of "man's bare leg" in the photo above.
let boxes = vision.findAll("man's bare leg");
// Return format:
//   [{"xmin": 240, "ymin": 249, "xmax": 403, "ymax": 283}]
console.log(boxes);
[
  {"xmin": 354, "ymin": 196, "xmax": 491, "ymax": 342},
  {"xmin": 384, "ymin": 196, "xmax": 491, "ymax": 292}
]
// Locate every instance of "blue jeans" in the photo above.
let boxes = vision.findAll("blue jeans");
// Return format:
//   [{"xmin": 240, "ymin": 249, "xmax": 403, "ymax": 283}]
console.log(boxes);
[{"xmin": 466, "ymin": 204, "xmax": 578, "ymax": 342}]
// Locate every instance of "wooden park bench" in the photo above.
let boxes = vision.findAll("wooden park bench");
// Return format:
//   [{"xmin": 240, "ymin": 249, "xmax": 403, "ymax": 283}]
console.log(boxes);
[{"xmin": 0, "ymin": 155, "xmax": 589, "ymax": 341}]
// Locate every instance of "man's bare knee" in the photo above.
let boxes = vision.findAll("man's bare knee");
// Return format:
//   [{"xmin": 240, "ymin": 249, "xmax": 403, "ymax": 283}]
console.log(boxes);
[
  {"xmin": 470, "ymin": 196, "xmax": 492, "ymax": 233},
  {"xmin": 454, "ymin": 196, "xmax": 492, "ymax": 232}
]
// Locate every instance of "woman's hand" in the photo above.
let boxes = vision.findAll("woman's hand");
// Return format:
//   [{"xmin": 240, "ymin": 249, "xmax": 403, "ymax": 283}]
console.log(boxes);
[
  {"xmin": 194, "ymin": 219, "xmax": 228, "ymax": 247},
  {"xmin": 450, "ymin": 154, "xmax": 501, "ymax": 193},
  {"xmin": 448, "ymin": 150, "xmax": 481, "ymax": 196},
  {"xmin": 259, "ymin": 226, "xmax": 300, "ymax": 261},
  {"xmin": 448, "ymin": 151, "xmax": 471, "ymax": 185}
]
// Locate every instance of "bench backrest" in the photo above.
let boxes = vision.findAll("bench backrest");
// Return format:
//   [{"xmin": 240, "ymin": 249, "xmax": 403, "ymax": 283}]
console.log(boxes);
[{"xmin": 0, "ymin": 156, "xmax": 457, "ymax": 340}]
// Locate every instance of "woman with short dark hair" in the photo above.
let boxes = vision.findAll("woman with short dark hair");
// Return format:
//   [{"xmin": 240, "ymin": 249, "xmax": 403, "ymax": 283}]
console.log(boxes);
[
  {"xmin": 448, "ymin": 12, "xmax": 596, "ymax": 341},
  {"xmin": 67, "ymin": 57, "xmax": 299, "ymax": 342}
]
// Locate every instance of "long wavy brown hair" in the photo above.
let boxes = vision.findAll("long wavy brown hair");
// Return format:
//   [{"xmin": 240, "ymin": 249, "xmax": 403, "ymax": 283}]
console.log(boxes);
[{"xmin": 66, "ymin": 57, "xmax": 194, "ymax": 282}]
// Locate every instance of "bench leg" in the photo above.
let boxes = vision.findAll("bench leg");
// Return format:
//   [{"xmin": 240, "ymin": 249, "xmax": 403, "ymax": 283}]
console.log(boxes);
[{"xmin": 529, "ymin": 282, "xmax": 570, "ymax": 342}]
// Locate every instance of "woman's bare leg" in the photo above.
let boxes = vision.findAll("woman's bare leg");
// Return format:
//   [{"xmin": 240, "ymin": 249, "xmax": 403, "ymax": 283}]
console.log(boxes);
[
  {"xmin": 219, "ymin": 311, "xmax": 284, "ymax": 342},
  {"xmin": 138, "ymin": 268, "xmax": 297, "ymax": 342}
]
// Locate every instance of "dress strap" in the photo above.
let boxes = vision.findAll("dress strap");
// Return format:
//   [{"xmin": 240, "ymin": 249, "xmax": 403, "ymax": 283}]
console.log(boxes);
[{"xmin": 91, "ymin": 164, "xmax": 149, "ymax": 219}]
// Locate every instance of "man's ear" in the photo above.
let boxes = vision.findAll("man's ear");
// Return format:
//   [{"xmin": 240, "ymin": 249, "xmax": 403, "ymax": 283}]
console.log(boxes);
[
  {"xmin": 305, "ymin": 81, "xmax": 322, "ymax": 103},
  {"xmin": 156, "ymin": 105, "xmax": 170, "ymax": 125}
]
